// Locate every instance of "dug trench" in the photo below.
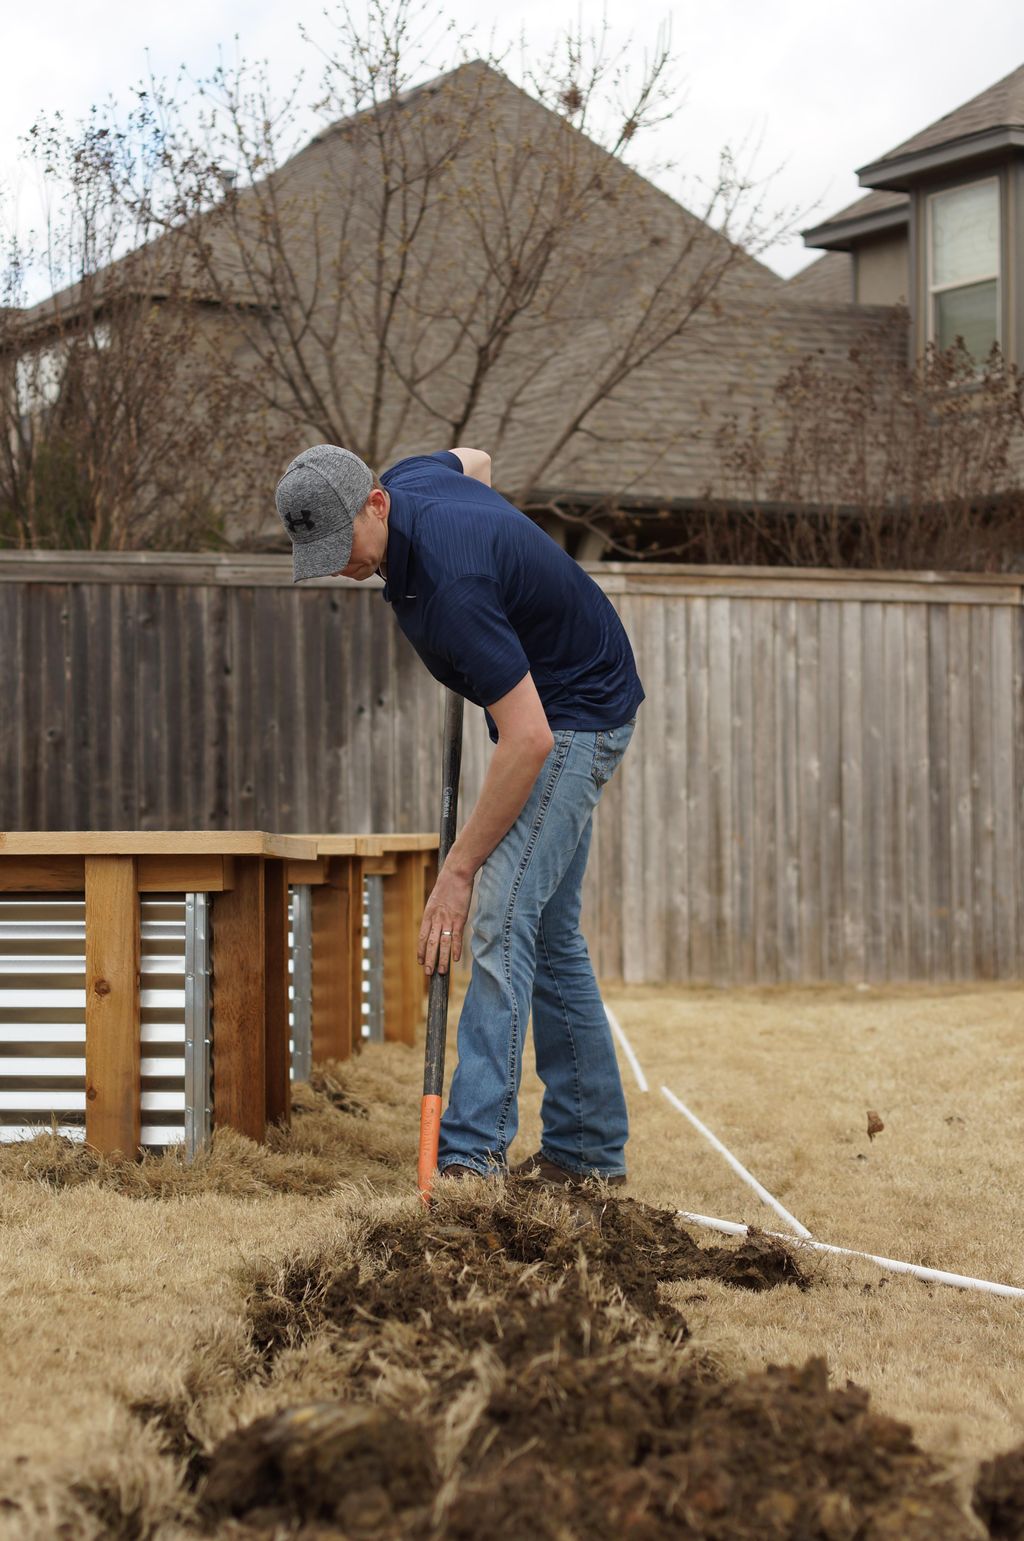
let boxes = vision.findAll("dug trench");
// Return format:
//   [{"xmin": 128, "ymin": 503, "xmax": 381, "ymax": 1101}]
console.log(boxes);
[{"xmin": 133, "ymin": 1170, "xmax": 1008, "ymax": 1539}]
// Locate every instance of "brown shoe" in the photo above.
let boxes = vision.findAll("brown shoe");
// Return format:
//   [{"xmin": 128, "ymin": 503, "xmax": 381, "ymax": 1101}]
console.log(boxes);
[
  {"xmin": 437, "ymin": 1163, "xmax": 482, "ymax": 1181},
  {"xmin": 510, "ymin": 1151, "xmax": 626, "ymax": 1188}
]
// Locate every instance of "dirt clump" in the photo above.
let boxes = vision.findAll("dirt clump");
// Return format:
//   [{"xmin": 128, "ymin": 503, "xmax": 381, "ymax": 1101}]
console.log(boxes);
[
  {"xmin": 974, "ymin": 1443, "xmax": 1024, "ymax": 1538},
  {"xmin": 200, "ymin": 1403, "xmax": 434, "ymax": 1537},
  {"xmin": 443, "ymin": 1355, "xmax": 973, "ymax": 1541}
]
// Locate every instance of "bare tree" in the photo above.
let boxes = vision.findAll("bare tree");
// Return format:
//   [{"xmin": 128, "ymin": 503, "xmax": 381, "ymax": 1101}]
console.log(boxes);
[
  {"xmin": 709, "ymin": 306, "xmax": 1024, "ymax": 570},
  {"xmin": 0, "ymin": 114, "xmax": 260, "ymax": 551},
  {"xmin": 60, "ymin": 0, "xmax": 802, "ymax": 548}
]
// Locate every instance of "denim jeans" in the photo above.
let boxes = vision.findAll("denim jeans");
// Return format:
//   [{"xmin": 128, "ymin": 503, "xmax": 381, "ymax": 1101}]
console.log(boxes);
[{"xmin": 437, "ymin": 716, "xmax": 637, "ymax": 1179}]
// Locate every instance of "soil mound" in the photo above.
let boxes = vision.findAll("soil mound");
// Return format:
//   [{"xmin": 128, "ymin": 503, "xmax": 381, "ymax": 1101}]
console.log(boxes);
[
  {"xmin": 247, "ymin": 1184, "xmax": 806, "ymax": 1359},
  {"xmin": 203, "ymin": 1186, "xmax": 976, "ymax": 1539}
]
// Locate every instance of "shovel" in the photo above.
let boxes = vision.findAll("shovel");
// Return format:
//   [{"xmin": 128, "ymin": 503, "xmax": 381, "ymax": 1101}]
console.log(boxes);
[{"xmin": 417, "ymin": 688, "xmax": 464, "ymax": 1204}]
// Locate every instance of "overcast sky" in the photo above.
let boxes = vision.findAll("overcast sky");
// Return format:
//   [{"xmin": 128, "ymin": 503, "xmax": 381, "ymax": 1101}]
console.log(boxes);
[{"xmin": 3, "ymin": 0, "xmax": 1022, "ymax": 286}]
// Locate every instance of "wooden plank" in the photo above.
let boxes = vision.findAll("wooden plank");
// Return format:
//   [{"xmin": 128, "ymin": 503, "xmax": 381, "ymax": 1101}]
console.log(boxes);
[
  {"xmin": 0, "ymin": 583, "xmax": 21, "ymax": 827},
  {"xmin": 818, "ymin": 602, "xmax": 843, "ymax": 979},
  {"xmin": 883, "ymin": 604, "xmax": 909, "ymax": 979},
  {"xmin": 730, "ymin": 599, "xmax": 754, "ymax": 982},
  {"xmin": 947, "ymin": 605, "xmax": 973, "ymax": 980},
  {"xmin": 618, "ymin": 595, "xmax": 646, "ymax": 984},
  {"xmin": 160, "ymin": 583, "xmax": 184, "ymax": 826},
  {"xmin": 263, "ymin": 859, "xmax": 291, "ymax": 1126},
  {"xmin": 775, "ymin": 600, "xmax": 800, "ymax": 983},
  {"xmin": 84, "ymin": 856, "xmax": 141, "ymax": 1157},
  {"xmin": 369, "ymin": 599, "xmax": 396, "ymax": 831},
  {"xmin": 363, "ymin": 854, "xmax": 399, "ymax": 875},
  {"xmin": 796, "ymin": 602, "xmax": 822, "ymax": 980},
  {"xmin": 640, "ymin": 593, "xmax": 667, "ymax": 983},
  {"xmin": 381, "ymin": 850, "xmax": 424, "ymax": 1045},
  {"xmin": 707, "ymin": 597, "xmax": 734, "ymax": 984},
  {"xmin": 969, "ymin": 605, "xmax": 995, "ymax": 979},
  {"xmin": 685, "ymin": 598, "xmax": 711, "ymax": 981},
  {"xmin": 285, "ymin": 857, "xmax": 330, "ymax": 885},
  {"xmin": 347, "ymin": 593, "xmax": 373, "ymax": 832},
  {"xmin": 663, "ymin": 598, "xmax": 689, "ymax": 983},
  {"xmin": 608, "ymin": 576, "xmax": 1024, "ymax": 606},
  {"xmin": 0, "ymin": 832, "xmax": 316, "ymax": 857},
  {"xmin": 860, "ymin": 601, "xmax": 886, "ymax": 982},
  {"xmin": 210, "ymin": 854, "xmax": 266, "ymax": 1139},
  {"xmin": 0, "ymin": 856, "xmax": 86, "ymax": 891},
  {"xmin": 69, "ymin": 584, "xmax": 102, "ymax": 827},
  {"xmin": 927, "ymin": 605, "xmax": 952, "ymax": 980},
  {"xmin": 136, "ymin": 585, "xmax": 163, "ymax": 828},
  {"xmin": 137, "ymin": 854, "xmax": 233, "ymax": 892},
  {"xmin": 904, "ymin": 604, "xmax": 931, "ymax": 978},
  {"xmin": 314, "ymin": 854, "xmax": 367, "ymax": 1058},
  {"xmin": 20, "ymin": 588, "xmax": 45, "ymax": 828},
  {"xmin": 311, "ymin": 878, "xmax": 352, "ymax": 1064},
  {"xmin": 43, "ymin": 583, "xmax": 67, "ymax": 828},
  {"xmin": 990, "ymin": 606, "xmax": 1017, "ymax": 976},
  {"xmin": 229, "ymin": 585, "xmax": 257, "ymax": 831},
  {"xmin": 751, "ymin": 601, "xmax": 778, "ymax": 982},
  {"xmin": 254, "ymin": 588, "xmax": 282, "ymax": 831},
  {"xmin": 597, "ymin": 594, "xmax": 624, "ymax": 980},
  {"xmin": 840, "ymin": 602, "xmax": 866, "ymax": 982},
  {"xmin": 322, "ymin": 587, "xmax": 348, "ymax": 832},
  {"xmin": 205, "ymin": 580, "xmax": 232, "ymax": 827},
  {"xmin": 110, "ymin": 580, "xmax": 138, "ymax": 827},
  {"xmin": 6, "ymin": 549, "xmax": 1024, "ymax": 596}
]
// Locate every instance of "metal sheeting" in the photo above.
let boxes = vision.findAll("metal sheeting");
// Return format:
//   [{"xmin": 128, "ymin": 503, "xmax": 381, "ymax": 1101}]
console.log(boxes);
[
  {"xmin": 290, "ymin": 886, "xmax": 312, "ymax": 1082},
  {"xmin": 183, "ymin": 892, "xmax": 212, "ymax": 1159},
  {"xmin": 0, "ymin": 894, "xmax": 190, "ymax": 1148},
  {"xmin": 2, "ymin": 876, "xmax": 384, "ymax": 1150}
]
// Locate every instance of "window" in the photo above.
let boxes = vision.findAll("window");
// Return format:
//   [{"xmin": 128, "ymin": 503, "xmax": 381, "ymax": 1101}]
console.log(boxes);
[{"xmin": 927, "ymin": 177, "xmax": 1000, "ymax": 364}]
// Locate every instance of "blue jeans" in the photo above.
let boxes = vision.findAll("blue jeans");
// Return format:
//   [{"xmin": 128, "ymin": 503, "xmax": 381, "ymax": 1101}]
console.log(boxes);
[{"xmin": 437, "ymin": 717, "xmax": 637, "ymax": 1179}]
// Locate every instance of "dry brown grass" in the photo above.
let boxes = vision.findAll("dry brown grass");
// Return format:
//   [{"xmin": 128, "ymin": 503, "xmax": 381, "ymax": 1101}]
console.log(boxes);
[
  {"xmin": 592, "ymin": 980, "xmax": 1024, "ymax": 1474},
  {"xmin": 0, "ymin": 975, "xmax": 1019, "ymax": 1537}
]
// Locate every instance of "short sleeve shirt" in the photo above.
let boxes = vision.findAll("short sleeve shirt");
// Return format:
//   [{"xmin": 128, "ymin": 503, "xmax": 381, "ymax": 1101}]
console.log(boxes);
[{"xmin": 378, "ymin": 451, "xmax": 645, "ymax": 743}]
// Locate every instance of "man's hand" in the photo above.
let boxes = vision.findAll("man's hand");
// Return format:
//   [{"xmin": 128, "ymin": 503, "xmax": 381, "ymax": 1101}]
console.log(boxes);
[{"xmin": 418, "ymin": 862, "xmax": 474, "ymax": 976}]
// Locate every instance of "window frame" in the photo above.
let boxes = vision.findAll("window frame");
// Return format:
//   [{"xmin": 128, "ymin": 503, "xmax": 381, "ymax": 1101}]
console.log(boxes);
[{"xmin": 925, "ymin": 174, "xmax": 1001, "ymax": 359}]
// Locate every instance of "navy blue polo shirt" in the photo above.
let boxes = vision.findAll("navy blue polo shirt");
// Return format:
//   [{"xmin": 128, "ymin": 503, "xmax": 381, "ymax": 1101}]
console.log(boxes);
[{"xmin": 377, "ymin": 451, "xmax": 645, "ymax": 744}]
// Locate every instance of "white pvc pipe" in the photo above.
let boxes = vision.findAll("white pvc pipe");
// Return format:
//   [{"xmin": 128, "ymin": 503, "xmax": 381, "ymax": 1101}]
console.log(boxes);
[
  {"xmin": 661, "ymin": 1085, "xmax": 812, "ymax": 1239},
  {"xmin": 606, "ymin": 1005, "xmax": 648, "ymax": 1092},
  {"xmin": 678, "ymin": 1210, "xmax": 1024, "ymax": 1301}
]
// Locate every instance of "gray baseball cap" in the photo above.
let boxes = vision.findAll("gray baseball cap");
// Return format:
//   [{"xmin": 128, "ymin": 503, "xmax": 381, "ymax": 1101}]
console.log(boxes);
[{"xmin": 275, "ymin": 444, "xmax": 374, "ymax": 583}]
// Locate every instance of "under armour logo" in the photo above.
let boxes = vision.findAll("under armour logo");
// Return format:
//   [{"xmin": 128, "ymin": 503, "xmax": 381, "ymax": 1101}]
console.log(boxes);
[{"xmin": 284, "ymin": 509, "xmax": 316, "ymax": 533}]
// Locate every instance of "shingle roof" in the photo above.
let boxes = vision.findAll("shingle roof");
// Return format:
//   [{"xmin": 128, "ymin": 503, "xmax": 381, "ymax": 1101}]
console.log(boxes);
[
  {"xmin": 809, "ymin": 187, "xmax": 908, "ymax": 228},
  {"xmin": 860, "ymin": 62, "xmax": 1024, "ymax": 168},
  {"xmin": 784, "ymin": 252, "xmax": 853, "ymax": 303}
]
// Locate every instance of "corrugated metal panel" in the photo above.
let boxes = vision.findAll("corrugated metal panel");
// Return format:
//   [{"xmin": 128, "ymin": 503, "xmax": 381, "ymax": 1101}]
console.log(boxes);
[{"xmin": 0, "ymin": 894, "xmax": 188, "ymax": 1148}]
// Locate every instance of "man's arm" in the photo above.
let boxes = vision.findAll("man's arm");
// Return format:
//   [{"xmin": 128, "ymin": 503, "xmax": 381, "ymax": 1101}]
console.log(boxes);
[
  {"xmin": 450, "ymin": 447, "xmax": 492, "ymax": 485},
  {"xmin": 418, "ymin": 671, "xmax": 553, "ymax": 974},
  {"xmin": 445, "ymin": 672, "xmax": 553, "ymax": 880}
]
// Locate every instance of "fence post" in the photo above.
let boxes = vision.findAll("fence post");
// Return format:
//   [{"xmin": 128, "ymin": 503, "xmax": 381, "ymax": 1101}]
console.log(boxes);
[{"xmin": 84, "ymin": 856, "xmax": 141, "ymax": 1158}]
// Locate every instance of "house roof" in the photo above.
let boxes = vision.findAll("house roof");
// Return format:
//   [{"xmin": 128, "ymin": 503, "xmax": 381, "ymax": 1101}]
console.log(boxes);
[
  {"xmin": 784, "ymin": 251, "xmax": 853, "ymax": 303},
  {"xmin": 856, "ymin": 62, "xmax": 1024, "ymax": 187},
  {"xmin": 15, "ymin": 56, "xmax": 908, "ymax": 522},
  {"xmin": 802, "ymin": 187, "xmax": 909, "ymax": 250}
]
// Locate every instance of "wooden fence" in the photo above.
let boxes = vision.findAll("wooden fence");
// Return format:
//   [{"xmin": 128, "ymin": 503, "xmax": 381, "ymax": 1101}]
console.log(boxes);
[{"xmin": 2, "ymin": 551, "xmax": 1023, "ymax": 985}]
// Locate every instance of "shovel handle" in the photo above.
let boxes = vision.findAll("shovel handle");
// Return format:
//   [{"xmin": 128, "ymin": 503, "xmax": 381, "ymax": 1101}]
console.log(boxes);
[{"xmin": 418, "ymin": 690, "xmax": 464, "ymax": 1203}]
